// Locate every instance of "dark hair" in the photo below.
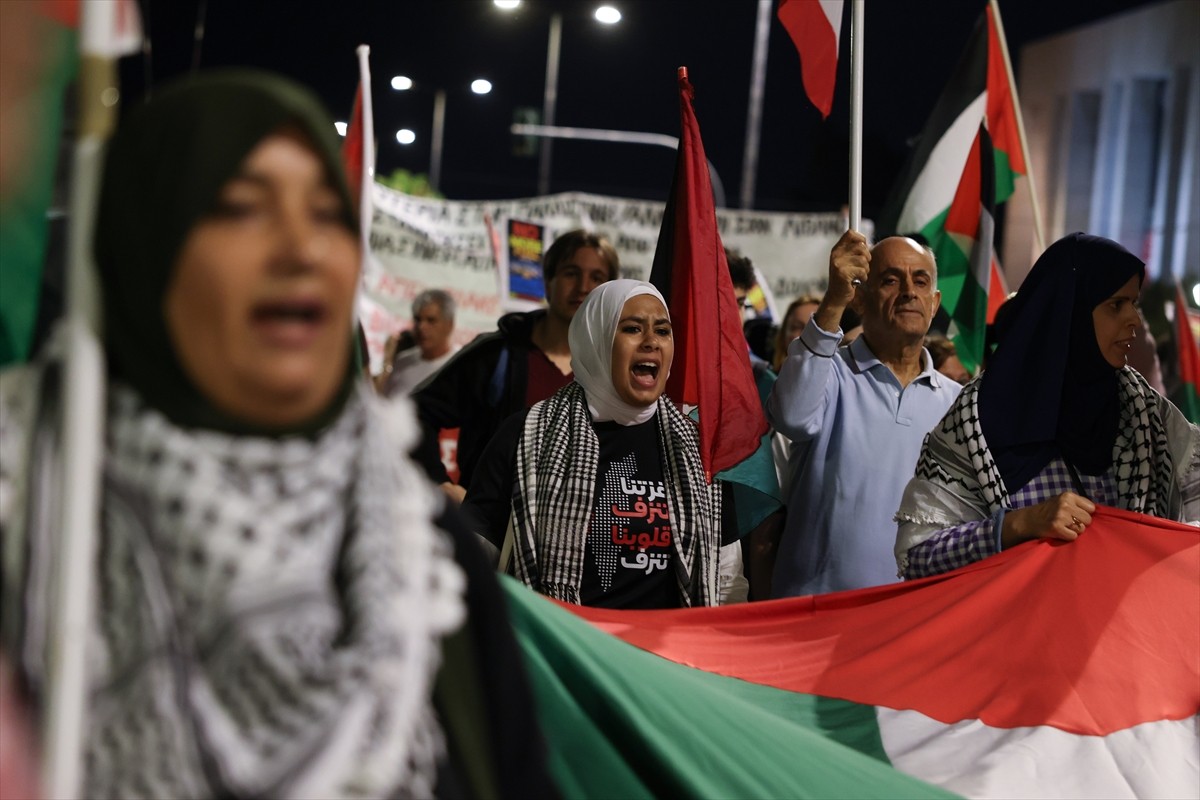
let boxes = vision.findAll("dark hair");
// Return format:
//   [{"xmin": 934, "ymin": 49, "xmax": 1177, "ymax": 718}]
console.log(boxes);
[
  {"xmin": 924, "ymin": 333, "xmax": 957, "ymax": 369},
  {"xmin": 771, "ymin": 294, "xmax": 824, "ymax": 371},
  {"xmin": 542, "ymin": 229, "xmax": 620, "ymax": 285},
  {"xmin": 724, "ymin": 248, "xmax": 756, "ymax": 291}
]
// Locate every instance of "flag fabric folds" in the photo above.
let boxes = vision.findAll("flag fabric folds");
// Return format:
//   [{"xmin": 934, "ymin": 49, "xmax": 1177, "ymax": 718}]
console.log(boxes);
[
  {"xmin": 342, "ymin": 45, "xmax": 375, "ymax": 253},
  {"xmin": 938, "ymin": 124, "xmax": 995, "ymax": 371},
  {"xmin": 879, "ymin": 4, "xmax": 1024, "ymax": 371},
  {"xmin": 504, "ymin": 506, "xmax": 1199, "ymax": 798},
  {"xmin": 648, "ymin": 69, "xmax": 768, "ymax": 481},
  {"xmin": 0, "ymin": 6, "xmax": 78, "ymax": 366},
  {"xmin": 1174, "ymin": 281, "xmax": 1200, "ymax": 423},
  {"xmin": 505, "ymin": 578, "xmax": 953, "ymax": 799},
  {"xmin": 777, "ymin": 0, "xmax": 844, "ymax": 119}
]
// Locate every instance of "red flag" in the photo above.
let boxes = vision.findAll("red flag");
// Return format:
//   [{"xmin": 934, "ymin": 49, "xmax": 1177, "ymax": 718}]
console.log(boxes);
[
  {"xmin": 986, "ymin": 249, "xmax": 1008, "ymax": 323},
  {"xmin": 1174, "ymin": 281, "xmax": 1200, "ymax": 423},
  {"xmin": 777, "ymin": 0, "xmax": 844, "ymax": 119},
  {"xmin": 648, "ymin": 69, "xmax": 768, "ymax": 481},
  {"xmin": 342, "ymin": 84, "xmax": 364, "ymax": 210},
  {"xmin": 341, "ymin": 46, "xmax": 374, "ymax": 251}
]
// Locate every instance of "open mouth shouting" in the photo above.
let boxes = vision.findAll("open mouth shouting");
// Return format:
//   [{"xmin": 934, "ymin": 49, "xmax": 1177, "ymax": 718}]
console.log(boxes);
[
  {"xmin": 631, "ymin": 359, "xmax": 660, "ymax": 388},
  {"xmin": 252, "ymin": 297, "xmax": 329, "ymax": 347}
]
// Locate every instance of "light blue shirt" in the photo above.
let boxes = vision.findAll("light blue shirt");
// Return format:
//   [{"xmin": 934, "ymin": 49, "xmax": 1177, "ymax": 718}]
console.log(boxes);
[{"xmin": 767, "ymin": 318, "xmax": 960, "ymax": 596}]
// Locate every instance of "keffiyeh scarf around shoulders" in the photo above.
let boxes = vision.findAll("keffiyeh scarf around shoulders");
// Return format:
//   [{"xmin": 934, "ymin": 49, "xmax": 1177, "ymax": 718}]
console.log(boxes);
[
  {"xmin": 511, "ymin": 381, "xmax": 721, "ymax": 606},
  {"xmin": 895, "ymin": 368, "xmax": 1194, "ymax": 567},
  {"xmin": 0, "ymin": 358, "xmax": 465, "ymax": 799}
]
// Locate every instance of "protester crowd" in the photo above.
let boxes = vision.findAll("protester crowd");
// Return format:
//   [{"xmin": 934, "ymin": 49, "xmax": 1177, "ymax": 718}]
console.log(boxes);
[{"xmin": 1, "ymin": 67, "xmax": 1198, "ymax": 798}]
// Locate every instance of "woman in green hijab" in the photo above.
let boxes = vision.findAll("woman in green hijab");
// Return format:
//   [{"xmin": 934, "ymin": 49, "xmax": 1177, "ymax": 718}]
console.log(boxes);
[{"xmin": 0, "ymin": 70, "xmax": 553, "ymax": 799}]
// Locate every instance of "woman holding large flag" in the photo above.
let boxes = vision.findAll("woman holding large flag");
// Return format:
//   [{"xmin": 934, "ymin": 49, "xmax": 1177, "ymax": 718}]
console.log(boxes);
[
  {"xmin": 895, "ymin": 232, "xmax": 1200, "ymax": 579},
  {"xmin": 465, "ymin": 279, "xmax": 747, "ymax": 607},
  {"xmin": 0, "ymin": 70, "xmax": 553, "ymax": 798}
]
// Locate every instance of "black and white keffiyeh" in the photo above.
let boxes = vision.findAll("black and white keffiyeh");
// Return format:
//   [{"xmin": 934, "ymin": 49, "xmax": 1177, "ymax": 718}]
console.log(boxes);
[
  {"xmin": 895, "ymin": 367, "xmax": 1197, "ymax": 567},
  {"xmin": 0, "ymin": 366, "xmax": 465, "ymax": 799},
  {"xmin": 511, "ymin": 381, "xmax": 721, "ymax": 606}
]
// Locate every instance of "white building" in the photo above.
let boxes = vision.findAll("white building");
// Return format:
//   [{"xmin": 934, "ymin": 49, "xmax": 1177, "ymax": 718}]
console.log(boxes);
[{"xmin": 1003, "ymin": 0, "xmax": 1199, "ymax": 286}]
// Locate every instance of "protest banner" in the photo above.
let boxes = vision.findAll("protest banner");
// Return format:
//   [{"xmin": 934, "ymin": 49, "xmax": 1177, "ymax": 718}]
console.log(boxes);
[{"xmin": 362, "ymin": 184, "xmax": 870, "ymax": 372}]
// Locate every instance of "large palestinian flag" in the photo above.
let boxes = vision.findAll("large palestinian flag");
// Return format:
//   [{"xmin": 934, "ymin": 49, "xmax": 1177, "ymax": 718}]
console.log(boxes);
[
  {"xmin": 879, "ymin": 4, "xmax": 1024, "ymax": 371},
  {"xmin": 505, "ymin": 506, "xmax": 1199, "ymax": 798}
]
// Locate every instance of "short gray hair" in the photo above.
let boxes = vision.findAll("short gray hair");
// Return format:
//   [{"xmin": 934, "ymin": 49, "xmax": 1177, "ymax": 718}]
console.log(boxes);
[{"xmin": 412, "ymin": 289, "xmax": 455, "ymax": 322}]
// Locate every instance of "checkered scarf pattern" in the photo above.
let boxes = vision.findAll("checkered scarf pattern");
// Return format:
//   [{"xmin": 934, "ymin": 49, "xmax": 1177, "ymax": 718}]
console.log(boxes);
[
  {"xmin": 511, "ymin": 381, "xmax": 720, "ymax": 606},
  {"xmin": 914, "ymin": 367, "xmax": 1172, "ymax": 518},
  {"xmin": 1, "ymin": 362, "xmax": 464, "ymax": 798}
]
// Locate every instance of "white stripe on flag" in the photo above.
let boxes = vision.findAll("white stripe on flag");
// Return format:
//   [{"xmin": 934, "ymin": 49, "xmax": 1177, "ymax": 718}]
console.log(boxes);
[
  {"xmin": 80, "ymin": 0, "xmax": 142, "ymax": 58},
  {"xmin": 819, "ymin": 1, "xmax": 845, "ymax": 51},
  {"xmin": 896, "ymin": 93, "xmax": 986, "ymax": 234},
  {"xmin": 879, "ymin": 708, "xmax": 1200, "ymax": 799}
]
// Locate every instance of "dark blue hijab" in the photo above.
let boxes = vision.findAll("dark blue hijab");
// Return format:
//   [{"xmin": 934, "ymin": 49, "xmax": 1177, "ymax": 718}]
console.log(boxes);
[{"xmin": 978, "ymin": 233, "xmax": 1145, "ymax": 492}]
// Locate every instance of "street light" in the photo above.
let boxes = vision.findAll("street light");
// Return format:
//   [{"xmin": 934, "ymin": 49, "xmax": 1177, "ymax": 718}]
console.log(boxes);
[
  {"xmin": 389, "ymin": 74, "xmax": 491, "ymax": 193},
  {"xmin": 594, "ymin": 6, "xmax": 621, "ymax": 24},
  {"xmin": 495, "ymin": 3, "xmax": 621, "ymax": 196}
]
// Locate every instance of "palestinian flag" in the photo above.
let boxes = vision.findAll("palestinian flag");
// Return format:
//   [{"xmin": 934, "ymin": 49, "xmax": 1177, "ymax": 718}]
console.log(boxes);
[
  {"xmin": 0, "ymin": 2, "xmax": 78, "ymax": 366},
  {"xmin": 648, "ymin": 69, "xmax": 768, "ymax": 481},
  {"xmin": 1174, "ymin": 281, "xmax": 1200, "ymax": 423},
  {"xmin": 777, "ymin": 0, "xmax": 844, "ymax": 119},
  {"xmin": 505, "ymin": 506, "xmax": 1198, "ymax": 797},
  {"xmin": 879, "ymin": 4, "xmax": 1023, "ymax": 370},
  {"xmin": 938, "ymin": 124, "xmax": 995, "ymax": 371}
]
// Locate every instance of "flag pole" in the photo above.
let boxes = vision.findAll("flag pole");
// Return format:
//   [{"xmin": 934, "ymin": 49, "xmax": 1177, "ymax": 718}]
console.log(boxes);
[
  {"xmin": 988, "ymin": 0, "xmax": 1045, "ymax": 254},
  {"xmin": 848, "ymin": 0, "xmax": 864, "ymax": 233},
  {"xmin": 42, "ymin": 1, "xmax": 133, "ymax": 793},
  {"xmin": 354, "ymin": 45, "xmax": 374, "ymax": 254}
]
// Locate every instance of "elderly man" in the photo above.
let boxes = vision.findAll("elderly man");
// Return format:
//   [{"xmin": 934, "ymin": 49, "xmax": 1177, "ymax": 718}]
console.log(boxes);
[
  {"xmin": 766, "ymin": 230, "xmax": 961, "ymax": 596},
  {"xmin": 380, "ymin": 289, "xmax": 459, "ymax": 396}
]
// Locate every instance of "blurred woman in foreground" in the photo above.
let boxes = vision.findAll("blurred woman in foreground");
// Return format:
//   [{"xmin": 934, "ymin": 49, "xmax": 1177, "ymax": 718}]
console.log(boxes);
[
  {"xmin": 895, "ymin": 233, "xmax": 1199, "ymax": 579},
  {"xmin": 0, "ymin": 71, "xmax": 551, "ymax": 798}
]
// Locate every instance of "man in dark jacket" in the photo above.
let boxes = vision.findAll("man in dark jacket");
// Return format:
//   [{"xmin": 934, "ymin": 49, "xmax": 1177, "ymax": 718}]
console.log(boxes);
[{"xmin": 413, "ymin": 229, "xmax": 619, "ymax": 496}]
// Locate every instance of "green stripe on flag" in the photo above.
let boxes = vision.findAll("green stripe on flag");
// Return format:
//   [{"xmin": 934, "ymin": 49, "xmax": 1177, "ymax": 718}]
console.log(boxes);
[
  {"xmin": 994, "ymin": 148, "xmax": 1017, "ymax": 205},
  {"xmin": 1174, "ymin": 384, "xmax": 1200, "ymax": 425},
  {"xmin": 949, "ymin": 272, "xmax": 989, "ymax": 373},
  {"xmin": 0, "ymin": 22, "xmax": 77, "ymax": 366},
  {"xmin": 920, "ymin": 209, "xmax": 990, "ymax": 372},
  {"xmin": 503, "ymin": 578, "xmax": 957, "ymax": 799}
]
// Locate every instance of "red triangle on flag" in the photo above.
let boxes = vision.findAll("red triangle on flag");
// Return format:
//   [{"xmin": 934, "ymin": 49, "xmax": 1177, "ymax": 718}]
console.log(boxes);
[{"xmin": 648, "ymin": 69, "xmax": 768, "ymax": 480}]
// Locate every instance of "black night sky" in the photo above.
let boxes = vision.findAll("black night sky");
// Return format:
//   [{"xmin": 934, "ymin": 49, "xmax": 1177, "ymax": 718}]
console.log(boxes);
[{"xmin": 127, "ymin": 0, "xmax": 1162, "ymax": 218}]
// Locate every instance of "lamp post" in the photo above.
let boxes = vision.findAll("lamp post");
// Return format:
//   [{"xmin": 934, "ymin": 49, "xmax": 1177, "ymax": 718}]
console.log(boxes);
[
  {"xmin": 495, "ymin": 1, "xmax": 621, "ymax": 196},
  {"xmin": 538, "ymin": 12, "xmax": 562, "ymax": 196},
  {"xmin": 430, "ymin": 89, "xmax": 446, "ymax": 191},
  {"xmin": 389, "ymin": 76, "xmax": 490, "ymax": 194}
]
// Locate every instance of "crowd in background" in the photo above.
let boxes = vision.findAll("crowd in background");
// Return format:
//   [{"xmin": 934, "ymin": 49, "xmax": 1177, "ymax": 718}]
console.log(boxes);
[{"xmin": 1, "ymin": 66, "xmax": 1197, "ymax": 798}]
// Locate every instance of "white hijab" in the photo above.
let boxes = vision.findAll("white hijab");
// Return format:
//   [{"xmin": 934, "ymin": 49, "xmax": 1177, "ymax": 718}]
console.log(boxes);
[{"xmin": 568, "ymin": 279, "xmax": 670, "ymax": 426}]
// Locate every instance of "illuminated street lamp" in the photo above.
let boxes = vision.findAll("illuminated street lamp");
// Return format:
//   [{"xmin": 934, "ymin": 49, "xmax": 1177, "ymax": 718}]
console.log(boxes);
[
  {"xmin": 388, "ymin": 74, "xmax": 491, "ymax": 193},
  {"xmin": 495, "ymin": 3, "xmax": 621, "ymax": 195}
]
